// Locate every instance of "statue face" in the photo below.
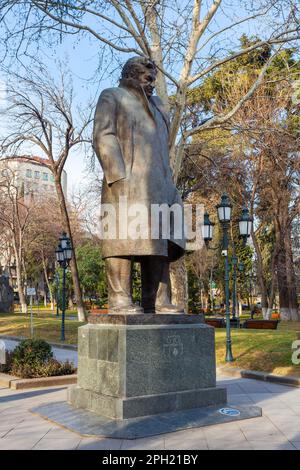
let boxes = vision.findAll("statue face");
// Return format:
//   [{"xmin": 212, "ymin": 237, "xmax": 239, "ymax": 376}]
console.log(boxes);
[{"xmin": 137, "ymin": 68, "xmax": 156, "ymax": 98}]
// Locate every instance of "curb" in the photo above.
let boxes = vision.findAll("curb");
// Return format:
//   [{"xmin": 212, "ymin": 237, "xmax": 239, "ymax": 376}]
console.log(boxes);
[
  {"xmin": 0, "ymin": 335, "xmax": 77, "ymax": 351},
  {"xmin": 0, "ymin": 372, "xmax": 77, "ymax": 389},
  {"xmin": 217, "ymin": 366, "xmax": 300, "ymax": 388},
  {"xmin": 0, "ymin": 372, "xmax": 20, "ymax": 388}
]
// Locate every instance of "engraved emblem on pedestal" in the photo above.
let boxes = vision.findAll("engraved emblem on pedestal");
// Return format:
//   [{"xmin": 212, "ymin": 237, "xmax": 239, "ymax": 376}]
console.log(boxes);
[{"xmin": 163, "ymin": 335, "xmax": 184, "ymax": 360}]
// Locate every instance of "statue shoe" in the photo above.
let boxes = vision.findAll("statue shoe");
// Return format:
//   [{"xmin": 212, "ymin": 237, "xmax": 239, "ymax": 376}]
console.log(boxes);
[
  {"xmin": 109, "ymin": 304, "xmax": 144, "ymax": 314},
  {"xmin": 155, "ymin": 304, "xmax": 184, "ymax": 314}
]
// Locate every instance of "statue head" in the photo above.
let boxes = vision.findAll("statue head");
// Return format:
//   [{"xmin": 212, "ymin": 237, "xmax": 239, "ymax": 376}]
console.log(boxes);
[{"xmin": 120, "ymin": 56, "xmax": 157, "ymax": 98}]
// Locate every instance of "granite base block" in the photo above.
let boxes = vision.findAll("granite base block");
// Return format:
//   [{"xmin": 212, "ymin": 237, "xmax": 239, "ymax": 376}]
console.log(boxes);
[
  {"xmin": 68, "ymin": 385, "xmax": 227, "ymax": 419},
  {"xmin": 30, "ymin": 401, "xmax": 262, "ymax": 439}
]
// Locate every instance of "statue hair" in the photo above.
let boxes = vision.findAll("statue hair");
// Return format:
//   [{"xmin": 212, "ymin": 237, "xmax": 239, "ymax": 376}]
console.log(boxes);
[{"xmin": 121, "ymin": 56, "xmax": 157, "ymax": 80}]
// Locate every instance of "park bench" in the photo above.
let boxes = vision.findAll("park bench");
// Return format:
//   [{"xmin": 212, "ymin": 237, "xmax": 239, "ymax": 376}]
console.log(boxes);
[
  {"xmin": 89, "ymin": 308, "xmax": 108, "ymax": 314},
  {"xmin": 205, "ymin": 318, "xmax": 226, "ymax": 328},
  {"xmin": 242, "ymin": 319, "xmax": 279, "ymax": 330}
]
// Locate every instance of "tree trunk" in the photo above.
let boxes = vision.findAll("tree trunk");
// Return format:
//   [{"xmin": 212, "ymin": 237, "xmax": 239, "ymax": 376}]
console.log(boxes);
[
  {"xmin": 54, "ymin": 177, "xmax": 86, "ymax": 321},
  {"xmin": 41, "ymin": 255, "xmax": 54, "ymax": 312},
  {"xmin": 265, "ymin": 250, "xmax": 278, "ymax": 320},
  {"xmin": 285, "ymin": 224, "xmax": 300, "ymax": 321},
  {"xmin": 275, "ymin": 204, "xmax": 299, "ymax": 321},
  {"xmin": 251, "ymin": 229, "xmax": 269, "ymax": 315},
  {"xmin": 12, "ymin": 242, "xmax": 27, "ymax": 314}
]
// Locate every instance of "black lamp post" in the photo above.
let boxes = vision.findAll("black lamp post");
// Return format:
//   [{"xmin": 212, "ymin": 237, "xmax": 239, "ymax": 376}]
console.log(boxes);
[
  {"xmin": 55, "ymin": 270, "xmax": 60, "ymax": 317},
  {"xmin": 55, "ymin": 232, "xmax": 73, "ymax": 341},
  {"xmin": 238, "ymin": 207, "xmax": 253, "ymax": 245},
  {"xmin": 231, "ymin": 254, "xmax": 238, "ymax": 324},
  {"xmin": 202, "ymin": 199, "xmax": 253, "ymax": 362},
  {"xmin": 216, "ymin": 194, "xmax": 234, "ymax": 362},
  {"xmin": 202, "ymin": 212, "xmax": 215, "ymax": 245}
]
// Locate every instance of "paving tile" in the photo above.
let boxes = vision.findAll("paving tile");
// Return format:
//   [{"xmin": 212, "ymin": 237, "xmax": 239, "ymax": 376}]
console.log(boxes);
[
  {"xmin": 202, "ymin": 421, "xmax": 241, "ymax": 433},
  {"xmin": 222, "ymin": 442, "xmax": 253, "ymax": 450},
  {"xmin": 284, "ymin": 405, "xmax": 300, "ymax": 415},
  {"xmin": 207, "ymin": 439, "xmax": 249, "ymax": 450},
  {"xmin": 246, "ymin": 393, "xmax": 286, "ymax": 405},
  {"xmin": 272, "ymin": 427, "xmax": 300, "ymax": 442},
  {"xmin": 222, "ymin": 384, "xmax": 245, "ymax": 394},
  {"xmin": 32, "ymin": 437, "xmax": 81, "ymax": 450},
  {"xmin": 78, "ymin": 438, "xmax": 123, "ymax": 450},
  {"xmin": 203, "ymin": 427, "xmax": 243, "ymax": 441},
  {"xmin": 241, "ymin": 428, "xmax": 286, "ymax": 442},
  {"xmin": 0, "ymin": 429, "xmax": 13, "ymax": 438},
  {"xmin": 159, "ymin": 427, "xmax": 206, "ymax": 440},
  {"xmin": 4, "ymin": 426, "xmax": 52, "ymax": 438},
  {"xmin": 0, "ymin": 436, "xmax": 42, "ymax": 450},
  {"xmin": 263, "ymin": 383, "xmax": 298, "ymax": 393},
  {"xmin": 165, "ymin": 439, "xmax": 208, "ymax": 450},
  {"xmin": 121, "ymin": 437, "xmax": 165, "ymax": 450},
  {"xmin": 237, "ymin": 416, "xmax": 273, "ymax": 429},
  {"xmin": 248, "ymin": 440, "xmax": 296, "ymax": 450},
  {"xmin": 227, "ymin": 394, "xmax": 254, "ymax": 404},
  {"xmin": 41, "ymin": 427, "xmax": 80, "ymax": 439},
  {"xmin": 237, "ymin": 382, "xmax": 271, "ymax": 393},
  {"xmin": 163, "ymin": 428, "xmax": 208, "ymax": 449}
]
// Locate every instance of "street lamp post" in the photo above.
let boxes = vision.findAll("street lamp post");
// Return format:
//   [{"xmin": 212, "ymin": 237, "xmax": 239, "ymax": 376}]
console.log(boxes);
[
  {"xmin": 202, "ymin": 199, "xmax": 253, "ymax": 362},
  {"xmin": 55, "ymin": 270, "xmax": 60, "ymax": 317},
  {"xmin": 55, "ymin": 232, "xmax": 73, "ymax": 342},
  {"xmin": 216, "ymin": 194, "xmax": 234, "ymax": 362},
  {"xmin": 231, "ymin": 254, "xmax": 238, "ymax": 325},
  {"xmin": 238, "ymin": 207, "xmax": 253, "ymax": 245}
]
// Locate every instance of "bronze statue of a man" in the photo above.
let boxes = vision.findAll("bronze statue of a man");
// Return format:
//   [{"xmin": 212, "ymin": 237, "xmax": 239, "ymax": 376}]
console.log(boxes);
[{"xmin": 93, "ymin": 56, "xmax": 185, "ymax": 314}]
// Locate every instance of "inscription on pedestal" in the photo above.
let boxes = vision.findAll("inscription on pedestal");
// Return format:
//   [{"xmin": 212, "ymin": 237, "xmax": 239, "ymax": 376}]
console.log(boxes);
[{"xmin": 163, "ymin": 335, "xmax": 184, "ymax": 360}]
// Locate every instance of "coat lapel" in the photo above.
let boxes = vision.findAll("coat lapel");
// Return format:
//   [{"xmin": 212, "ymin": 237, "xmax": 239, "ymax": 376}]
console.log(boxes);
[
  {"xmin": 150, "ymin": 97, "xmax": 170, "ymax": 133},
  {"xmin": 119, "ymin": 79, "xmax": 169, "ymax": 131}
]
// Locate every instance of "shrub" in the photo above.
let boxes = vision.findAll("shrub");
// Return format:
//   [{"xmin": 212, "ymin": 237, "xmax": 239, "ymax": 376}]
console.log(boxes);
[
  {"xmin": 6, "ymin": 339, "xmax": 76, "ymax": 378},
  {"xmin": 34, "ymin": 359, "xmax": 76, "ymax": 377},
  {"xmin": 12, "ymin": 339, "xmax": 53, "ymax": 365}
]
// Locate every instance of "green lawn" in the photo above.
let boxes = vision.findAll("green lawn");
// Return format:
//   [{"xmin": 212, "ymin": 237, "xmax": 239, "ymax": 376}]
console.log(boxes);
[
  {"xmin": 1, "ymin": 312, "xmax": 300, "ymax": 377},
  {"xmin": 215, "ymin": 329, "xmax": 300, "ymax": 377},
  {"xmin": 0, "ymin": 312, "xmax": 84, "ymax": 345}
]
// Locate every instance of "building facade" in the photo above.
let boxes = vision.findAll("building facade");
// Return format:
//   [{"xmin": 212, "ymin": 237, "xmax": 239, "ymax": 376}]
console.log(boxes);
[{"xmin": 0, "ymin": 156, "xmax": 67, "ymax": 201}]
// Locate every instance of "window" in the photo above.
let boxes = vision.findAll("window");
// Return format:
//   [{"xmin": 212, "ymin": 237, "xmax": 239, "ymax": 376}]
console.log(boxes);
[
  {"xmin": 34, "ymin": 171, "xmax": 40, "ymax": 179},
  {"xmin": 50, "ymin": 174, "xmax": 54, "ymax": 182},
  {"xmin": 26, "ymin": 169, "xmax": 32, "ymax": 178},
  {"xmin": 42, "ymin": 172, "xmax": 48, "ymax": 181}
]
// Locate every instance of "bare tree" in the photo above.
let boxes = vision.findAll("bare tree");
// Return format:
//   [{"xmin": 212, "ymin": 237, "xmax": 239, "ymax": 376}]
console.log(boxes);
[
  {"xmin": 0, "ymin": 1, "xmax": 299, "ymax": 167},
  {"xmin": 0, "ymin": 66, "xmax": 94, "ymax": 321},
  {"xmin": 0, "ymin": 163, "xmax": 35, "ymax": 313}
]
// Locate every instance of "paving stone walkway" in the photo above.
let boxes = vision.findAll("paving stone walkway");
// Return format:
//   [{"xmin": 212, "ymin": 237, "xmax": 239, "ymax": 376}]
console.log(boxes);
[{"xmin": 0, "ymin": 375, "xmax": 299, "ymax": 450}]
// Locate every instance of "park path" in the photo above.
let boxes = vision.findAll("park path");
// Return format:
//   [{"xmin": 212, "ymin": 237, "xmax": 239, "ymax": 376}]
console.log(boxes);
[{"xmin": 0, "ymin": 375, "xmax": 299, "ymax": 450}]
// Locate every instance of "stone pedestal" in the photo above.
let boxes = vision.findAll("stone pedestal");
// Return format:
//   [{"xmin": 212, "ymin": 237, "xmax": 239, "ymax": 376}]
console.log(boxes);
[{"xmin": 68, "ymin": 314, "xmax": 227, "ymax": 419}]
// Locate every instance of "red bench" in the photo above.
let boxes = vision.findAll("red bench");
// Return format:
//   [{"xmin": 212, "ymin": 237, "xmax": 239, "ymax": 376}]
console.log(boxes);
[
  {"xmin": 205, "ymin": 318, "xmax": 226, "ymax": 328},
  {"xmin": 242, "ymin": 320, "xmax": 279, "ymax": 330}
]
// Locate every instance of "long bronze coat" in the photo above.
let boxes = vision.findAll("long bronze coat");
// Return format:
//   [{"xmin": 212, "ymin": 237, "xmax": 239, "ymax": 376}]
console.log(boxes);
[{"xmin": 93, "ymin": 79, "xmax": 185, "ymax": 260}]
